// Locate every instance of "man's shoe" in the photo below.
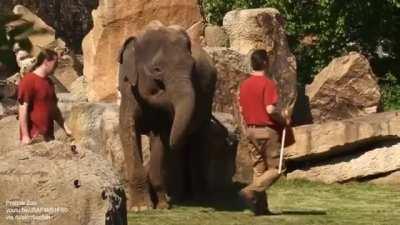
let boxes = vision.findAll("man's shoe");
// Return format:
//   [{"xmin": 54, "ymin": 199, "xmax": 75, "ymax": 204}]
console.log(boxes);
[
  {"xmin": 239, "ymin": 189, "xmax": 257, "ymax": 214},
  {"xmin": 254, "ymin": 191, "xmax": 273, "ymax": 216}
]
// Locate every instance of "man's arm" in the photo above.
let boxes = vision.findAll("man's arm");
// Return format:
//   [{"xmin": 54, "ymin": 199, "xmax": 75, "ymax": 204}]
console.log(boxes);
[{"xmin": 19, "ymin": 102, "xmax": 31, "ymax": 144}]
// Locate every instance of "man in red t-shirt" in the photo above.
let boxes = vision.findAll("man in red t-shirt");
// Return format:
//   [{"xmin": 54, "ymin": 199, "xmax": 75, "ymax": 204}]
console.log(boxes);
[
  {"xmin": 18, "ymin": 49, "xmax": 71, "ymax": 145},
  {"xmin": 237, "ymin": 49, "xmax": 290, "ymax": 215}
]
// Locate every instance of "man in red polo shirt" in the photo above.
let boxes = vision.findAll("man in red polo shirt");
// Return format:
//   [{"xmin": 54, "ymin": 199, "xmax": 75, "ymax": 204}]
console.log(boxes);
[
  {"xmin": 18, "ymin": 49, "xmax": 71, "ymax": 145},
  {"xmin": 238, "ymin": 49, "xmax": 290, "ymax": 215}
]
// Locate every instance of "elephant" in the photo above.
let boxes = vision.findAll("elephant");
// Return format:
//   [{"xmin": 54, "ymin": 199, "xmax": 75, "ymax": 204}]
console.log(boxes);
[{"xmin": 118, "ymin": 21, "xmax": 217, "ymax": 211}]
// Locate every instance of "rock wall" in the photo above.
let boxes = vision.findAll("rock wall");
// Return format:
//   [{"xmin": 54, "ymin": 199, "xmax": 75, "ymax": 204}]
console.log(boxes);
[{"xmin": 83, "ymin": 0, "xmax": 205, "ymax": 102}]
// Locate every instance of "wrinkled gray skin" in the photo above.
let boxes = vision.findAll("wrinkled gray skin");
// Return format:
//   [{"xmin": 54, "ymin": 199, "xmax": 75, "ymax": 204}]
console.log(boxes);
[{"xmin": 118, "ymin": 25, "xmax": 216, "ymax": 211}]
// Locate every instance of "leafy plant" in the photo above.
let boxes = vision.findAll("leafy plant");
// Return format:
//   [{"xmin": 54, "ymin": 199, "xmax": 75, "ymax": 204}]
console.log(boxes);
[{"xmin": 380, "ymin": 72, "xmax": 400, "ymax": 110}]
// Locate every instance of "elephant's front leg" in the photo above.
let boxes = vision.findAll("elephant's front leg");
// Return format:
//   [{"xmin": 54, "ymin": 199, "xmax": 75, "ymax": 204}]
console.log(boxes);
[
  {"xmin": 148, "ymin": 132, "xmax": 170, "ymax": 209},
  {"xmin": 119, "ymin": 93, "xmax": 153, "ymax": 211}
]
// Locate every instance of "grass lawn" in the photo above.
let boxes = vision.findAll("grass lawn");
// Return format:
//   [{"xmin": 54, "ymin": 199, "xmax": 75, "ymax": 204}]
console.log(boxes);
[{"xmin": 128, "ymin": 179, "xmax": 400, "ymax": 225}]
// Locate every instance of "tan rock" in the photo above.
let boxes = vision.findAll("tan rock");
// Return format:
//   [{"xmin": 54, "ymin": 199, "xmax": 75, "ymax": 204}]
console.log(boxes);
[
  {"xmin": 0, "ymin": 141, "xmax": 126, "ymax": 225},
  {"xmin": 287, "ymin": 143, "xmax": 400, "ymax": 184},
  {"xmin": 204, "ymin": 25, "xmax": 229, "ymax": 47},
  {"xmin": 83, "ymin": 0, "xmax": 205, "ymax": 102},
  {"xmin": 0, "ymin": 116, "xmax": 126, "ymax": 225},
  {"xmin": 286, "ymin": 112, "xmax": 400, "ymax": 161},
  {"xmin": 306, "ymin": 52, "xmax": 381, "ymax": 123},
  {"xmin": 223, "ymin": 8, "xmax": 297, "ymax": 117}
]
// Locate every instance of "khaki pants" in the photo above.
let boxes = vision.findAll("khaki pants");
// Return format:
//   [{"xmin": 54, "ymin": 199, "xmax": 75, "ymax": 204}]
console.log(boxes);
[{"xmin": 243, "ymin": 126, "xmax": 285, "ymax": 192}]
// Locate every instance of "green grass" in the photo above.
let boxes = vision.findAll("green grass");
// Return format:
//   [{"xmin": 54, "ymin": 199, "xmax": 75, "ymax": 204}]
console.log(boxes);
[{"xmin": 128, "ymin": 179, "xmax": 400, "ymax": 225}]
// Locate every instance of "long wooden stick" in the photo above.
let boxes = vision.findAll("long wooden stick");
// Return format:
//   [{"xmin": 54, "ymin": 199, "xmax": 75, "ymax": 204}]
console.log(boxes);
[{"xmin": 278, "ymin": 128, "xmax": 286, "ymax": 174}]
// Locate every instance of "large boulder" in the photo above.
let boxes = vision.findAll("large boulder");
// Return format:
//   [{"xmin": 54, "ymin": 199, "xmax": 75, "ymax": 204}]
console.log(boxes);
[
  {"xmin": 223, "ymin": 8, "xmax": 297, "ymax": 116},
  {"xmin": 306, "ymin": 52, "xmax": 381, "ymax": 123},
  {"xmin": 82, "ymin": 0, "xmax": 205, "ymax": 102},
  {"xmin": 287, "ymin": 142, "xmax": 400, "ymax": 184},
  {"xmin": 0, "ymin": 116, "xmax": 126, "ymax": 225},
  {"xmin": 286, "ymin": 112, "xmax": 400, "ymax": 161}
]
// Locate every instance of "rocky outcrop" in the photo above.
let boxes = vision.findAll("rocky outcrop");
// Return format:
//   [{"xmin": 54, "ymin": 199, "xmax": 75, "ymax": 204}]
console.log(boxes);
[
  {"xmin": 83, "ymin": 0, "xmax": 205, "ymax": 102},
  {"xmin": 285, "ymin": 112, "xmax": 400, "ymax": 161},
  {"xmin": 0, "ymin": 0, "xmax": 98, "ymax": 53},
  {"xmin": 306, "ymin": 52, "xmax": 381, "ymax": 123},
  {"xmin": 0, "ymin": 116, "xmax": 127, "ymax": 225},
  {"xmin": 223, "ymin": 8, "xmax": 297, "ymax": 116},
  {"xmin": 287, "ymin": 143, "xmax": 400, "ymax": 184}
]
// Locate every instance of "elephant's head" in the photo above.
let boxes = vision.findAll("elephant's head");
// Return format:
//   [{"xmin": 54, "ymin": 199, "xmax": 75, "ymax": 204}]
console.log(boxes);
[{"xmin": 118, "ymin": 21, "xmax": 195, "ymax": 150}]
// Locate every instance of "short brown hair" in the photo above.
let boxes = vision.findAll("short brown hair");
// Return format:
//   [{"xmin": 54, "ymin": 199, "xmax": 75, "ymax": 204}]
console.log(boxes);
[
  {"xmin": 34, "ymin": 49, "xmax": 58, "ymax": 68},
  {"xmin": 250, "ymin": 49, "xmax": 268, "ymax": 70}
]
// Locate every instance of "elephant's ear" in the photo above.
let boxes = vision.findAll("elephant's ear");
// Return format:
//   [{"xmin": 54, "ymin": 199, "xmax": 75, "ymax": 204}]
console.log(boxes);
[{"xmin": 118, "ymin": 36, "xmax": 138, "ymax": 88}]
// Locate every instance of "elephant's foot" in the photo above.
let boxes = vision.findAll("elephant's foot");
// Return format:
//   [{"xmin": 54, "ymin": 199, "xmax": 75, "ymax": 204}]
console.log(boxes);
[
  {"xmin": 126, "ymin": 182, "xmax": 154, "ymax": 212},
  {"xmin": 155, "ymin": 192, "xmax": 171, "ymax": 210}
]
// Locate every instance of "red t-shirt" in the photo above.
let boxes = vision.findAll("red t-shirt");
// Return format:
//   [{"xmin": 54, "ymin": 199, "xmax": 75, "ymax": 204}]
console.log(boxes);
[
  {"xmin": 239, "ymin": 74, "xmax": 279, "ymax": 127},
  {"xmin": 17, "ymin": 72, "xmax": 57, "ymax": 140}
]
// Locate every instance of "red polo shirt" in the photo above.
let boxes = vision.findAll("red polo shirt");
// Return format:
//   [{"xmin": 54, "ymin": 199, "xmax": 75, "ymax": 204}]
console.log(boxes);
[
  {"xmin": 17, "ymin": 72, "xmax": 57, "ymax": 140},
  {"xmin": 239, "ymin": 74, "xmax": 279, "ymax": 127}
]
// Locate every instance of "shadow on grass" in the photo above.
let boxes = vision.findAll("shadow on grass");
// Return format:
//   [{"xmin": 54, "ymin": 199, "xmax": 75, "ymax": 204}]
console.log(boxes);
[
  {"xmin": 271, "ymin": 210, "xmax": 327, "ymax": 216},
  {"xmin": 174, "ymin": 182, "xmax": 327, "ymax": 217}
]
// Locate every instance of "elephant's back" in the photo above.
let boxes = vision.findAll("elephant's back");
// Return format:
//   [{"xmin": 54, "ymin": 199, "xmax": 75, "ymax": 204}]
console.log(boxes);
[{"xmin": 191, "ymin": 43, "xmax": 217, "ymax": 97}]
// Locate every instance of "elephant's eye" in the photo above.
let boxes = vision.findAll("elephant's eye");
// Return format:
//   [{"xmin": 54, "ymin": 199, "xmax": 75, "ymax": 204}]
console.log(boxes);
[{"xmin": 153, "ymin": 67, "xmax": 162, "ymax": 73}]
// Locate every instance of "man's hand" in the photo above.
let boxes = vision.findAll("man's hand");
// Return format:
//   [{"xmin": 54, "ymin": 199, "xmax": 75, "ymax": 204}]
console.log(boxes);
[
  {"xmin": 283, "ymin": 108, "xmax": 291, "ymax": 126},
  {"xmin": 63, "ymin": 122, "xmax": 72, "ymax": 136},
  {"xmin": 266, "ymin": 105, "xmax": 276, "ymax": 114},
  {"xmin": 21, "ymin": 135, "xmax": 32, "ymax": 145}
]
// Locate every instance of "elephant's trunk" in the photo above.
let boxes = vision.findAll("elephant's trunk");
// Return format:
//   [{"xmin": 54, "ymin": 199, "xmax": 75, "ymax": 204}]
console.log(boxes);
[{"xmin": 168, "ymin": 79, "xmax": 195, "ymax": 150}]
